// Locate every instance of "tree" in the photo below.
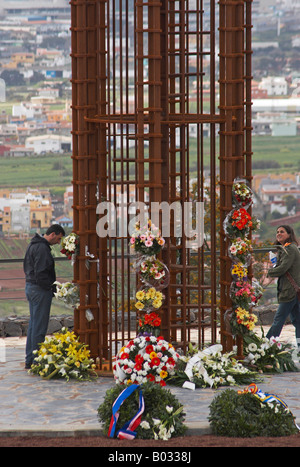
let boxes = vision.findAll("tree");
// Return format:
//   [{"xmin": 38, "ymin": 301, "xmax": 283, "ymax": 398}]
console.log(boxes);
[
  {"xmin": 0, "ymin": 70, "xmax": 25, "ymax": 86},
  {"xmin": 282, "ymin": 194, "xmax": 297, "ymax": 213}
]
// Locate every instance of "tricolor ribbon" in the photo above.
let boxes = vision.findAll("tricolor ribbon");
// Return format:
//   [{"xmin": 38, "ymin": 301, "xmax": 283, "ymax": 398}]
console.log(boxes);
[
  {"xmin": 238, "ymin": 383, "xmax": 288, "ymax": 408},
  {"xmin": 108, "ymin": 384, "xmax": 145, "ymax": 440},
  {"xmin": 238, "ymin": 383, "xmax": 300, "ymax": 430}
]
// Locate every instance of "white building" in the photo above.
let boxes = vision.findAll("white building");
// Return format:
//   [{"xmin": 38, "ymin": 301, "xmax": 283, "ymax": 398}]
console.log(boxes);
[
  {"xmin": 0, "ymin": 198, "xmax": 30, "ymax": 232},
  {"xmin": 258, "ymin": 77, "xmax": 288, "ymax": 97},
  {"xmin": 0, "ymin": 79, "xmax": 5, "ymax": 103},
  {"xmin": 0, "ymin": 123, "xmax": 18, "ymax": 136},
  {"xmin": 259, "ymin": 181, "xmax": 300, "ymax": 204},
  {"xmin": 25, "ymin": 134, "xmax": 72, "ymax": 154},
  {"xmin": 281, "ymin": 0, "xmax": 300, "ymax": 9},
  {"xmin": 252, "ymin": 98, "xmax": 300, "ymax": 113},
  {"xmin": 11, "ymin": 205, "xmax": 30, "ymax": 232},
  {"xmin": 38, "ymin": 88, "xmax": 60, "ymax": 99},
  {"xmin": 12, "ymin": 103, "xmax": 42, "ymax": 120}
]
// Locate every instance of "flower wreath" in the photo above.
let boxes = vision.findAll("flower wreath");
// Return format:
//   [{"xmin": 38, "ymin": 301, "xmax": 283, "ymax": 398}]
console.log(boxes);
[{"xmin": 113, "ymin": 335, "xmax": 179, "ymax": 386}]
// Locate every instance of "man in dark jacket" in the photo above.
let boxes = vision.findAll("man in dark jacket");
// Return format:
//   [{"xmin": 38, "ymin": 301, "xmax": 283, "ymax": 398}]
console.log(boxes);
[{"xmin": 24, "ymin": 224, "xmax": 65, "ymax": 369}]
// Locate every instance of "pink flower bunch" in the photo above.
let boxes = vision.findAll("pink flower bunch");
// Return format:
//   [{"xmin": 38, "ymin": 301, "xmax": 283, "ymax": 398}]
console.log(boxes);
[
  {"xmin": 230, "ymin": 280, "xmax": 256, "ymax": 309},
  {"xmin": 130, "ymin": 220, "xmax": 165, "ymax": 255}
]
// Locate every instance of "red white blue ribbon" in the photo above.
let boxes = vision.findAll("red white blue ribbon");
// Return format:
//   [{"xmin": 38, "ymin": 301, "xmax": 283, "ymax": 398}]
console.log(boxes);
[
  {"xmin": 238, "ymin": 383, "xmax": 288, "ymax": 408},
  {"xmin": 238, "ymin": 383, "xmax": 300, "ymax": 430},
  {"xmin": 108, "ymin": 384, "xmax": 145, "ymax": 440}
]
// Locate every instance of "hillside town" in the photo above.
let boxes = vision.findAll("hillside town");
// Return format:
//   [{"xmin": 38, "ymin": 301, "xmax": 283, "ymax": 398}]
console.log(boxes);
[
  {"xmin": 0, "ymin": 0, "xmax": 299, "ymax": 236},
  {"xmin": 0, "ymin": 186, "xmax": 73, "ymax": 233}
]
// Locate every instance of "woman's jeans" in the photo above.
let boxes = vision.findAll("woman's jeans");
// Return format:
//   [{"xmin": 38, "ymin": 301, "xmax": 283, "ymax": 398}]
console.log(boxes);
[
  {"xmin": 266, "ymin": 296, "xmax": 300, "ymax": 348},
  {"xmin": 25, "ymin": 283, "xmax": 52, "ymax": 366}
]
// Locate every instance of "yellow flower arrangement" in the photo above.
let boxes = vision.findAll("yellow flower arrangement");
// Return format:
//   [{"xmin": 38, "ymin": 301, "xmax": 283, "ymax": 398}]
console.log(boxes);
[
  {"xmin": 29, "ymin": 327, "xmax": 97, "ymax": 381},
  {"xmin": 231, "ymin": 262, "xmax": 248, "ymax": 280},
  {"xmin": 134, "ymin": 287, "xmax": 164, "ymax": 311},
  {"xmin": 231, "ymin": 306, "xmax": 258, "ymax": 335}
]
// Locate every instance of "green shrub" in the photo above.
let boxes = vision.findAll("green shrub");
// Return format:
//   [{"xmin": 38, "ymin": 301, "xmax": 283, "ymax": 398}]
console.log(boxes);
[
  {"xmin": 209, "ymin": 389, "xmax": 298, "ymax": 438},
  {"xmin": 98, "ymin": 382, "xmax": 187, "ymax": 440}
]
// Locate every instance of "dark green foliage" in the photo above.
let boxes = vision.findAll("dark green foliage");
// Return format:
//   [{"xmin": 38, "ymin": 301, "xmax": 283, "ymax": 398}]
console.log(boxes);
[
  {"xmin": 98, "ymin": 382, "xmax": 187, "ymax": 440},
  {"xmin": 209, "ymin": 389, "xmax": 299, "ymax": 438}
]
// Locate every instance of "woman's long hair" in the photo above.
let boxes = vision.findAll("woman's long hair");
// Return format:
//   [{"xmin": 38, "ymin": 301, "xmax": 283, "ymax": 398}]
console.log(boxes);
[{"xmin": 275, "ymin": 224, "xmax": 299, "ymax": 246}]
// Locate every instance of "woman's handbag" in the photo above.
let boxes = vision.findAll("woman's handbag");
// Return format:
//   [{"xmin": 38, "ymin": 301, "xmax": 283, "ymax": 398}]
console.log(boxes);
[{"xmin": 286, "ymin": 272, "xmax": 300, "ymax": 302}]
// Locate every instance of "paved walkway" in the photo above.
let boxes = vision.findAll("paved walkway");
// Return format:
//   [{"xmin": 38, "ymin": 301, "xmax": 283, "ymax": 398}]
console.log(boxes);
[{"xmin": 1, "ymin": 326, "xmax": 300, "ymax": 437}]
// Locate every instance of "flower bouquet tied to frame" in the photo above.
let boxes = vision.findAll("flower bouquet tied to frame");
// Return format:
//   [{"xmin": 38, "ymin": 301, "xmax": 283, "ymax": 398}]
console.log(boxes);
[
  {"xmin": 232, "ymin": 178, "xmax": 254, "ymax": 208},
  {"xmin": 130, "ymin": 219, "xmax": 165, "ymax": 256},
  {"xmin": 224, "ymin": 207, "xmax": 259, "ymax": 239},
  {"xmin": 231, "ymin": 262, "xmax": 248, "ymax": 281},
  {"xmin": 113, "ymin": 335, "xmax": 179, "ymax": 386},
  {"xmin": 228, "ymin": 237, "xmax": 252, "ymax": 265},
  {"xmin": 139, "ymin": 256, "xmax": 169, "ymax": 290},
  {"xmin": 29, "ymin": 327, "xmax": 96, "ymax": 381},
  {"xmin": 224, "ymin": 208, "xmax": 250, "ymax": 238},
  {"xmin": 230, "ymin": 306, "xmax": 258, "ymax": 336},
  {"xmin": 138, "ymin": 311, "xmax": 162, "ymax": 337},
  {"xmin": 53, "ymin": 281, "xmax": 80, "ymax": 308},
  {"xmin": 135, "ymin": 287, "xmax": 164, "ymax": 312},
  {"xmin": 230, "ymin": 280, "xmax": 257, "ymax": 310},
  {"xmin": 60, "ymin": 232, "xmax": 79, "ymax": 260}
]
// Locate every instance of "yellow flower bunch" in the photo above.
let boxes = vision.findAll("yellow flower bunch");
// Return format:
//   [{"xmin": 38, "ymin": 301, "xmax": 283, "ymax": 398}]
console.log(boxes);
[
  {"xmin": 235, "ymin": 306, "xmax": 258, "ymax": 331},
  {"xmin": 231, "ymin": 262, "xmax": 248, "ymax": 280},
  {"xmin": 135, "ymin": 287, "xmax": 164, "ymax": 311},
  {"xmin": 29, "ymin": 327, "xmax": 96, "ymax": 381}
]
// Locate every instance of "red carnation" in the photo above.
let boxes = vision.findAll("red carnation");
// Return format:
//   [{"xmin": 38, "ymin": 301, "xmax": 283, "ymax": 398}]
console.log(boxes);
[
  {"xmin": 150, "ymin": 357, "xmax": 161, "ymax": 367},
  {"xmin": 135, "ymin": 354, "xmax": 144, "ymax": 364},
  {"xmin": 146, "ymin": 373, "xmax": 155, "ymax": 382},
  {"xmin": 145, "ymin": 345, "xmax": 154, "ymax": 354}
]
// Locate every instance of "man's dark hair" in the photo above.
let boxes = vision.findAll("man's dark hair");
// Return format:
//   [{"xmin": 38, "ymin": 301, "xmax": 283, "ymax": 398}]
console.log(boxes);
[{"xmin": 46, "ymin": 224, "xmax": 66, "ymax": 236}]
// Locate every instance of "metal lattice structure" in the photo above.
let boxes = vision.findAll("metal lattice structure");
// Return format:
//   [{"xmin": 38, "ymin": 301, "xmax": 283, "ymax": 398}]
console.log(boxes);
[{"xmin": 70, "ymin": 0, "xmax": 252, "ymax": 363}]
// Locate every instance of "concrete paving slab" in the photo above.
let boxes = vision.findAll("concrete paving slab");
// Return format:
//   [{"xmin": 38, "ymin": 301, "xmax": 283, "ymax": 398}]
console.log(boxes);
[{"xmin": 1, "ymin": 327, "xmax": 300, "ymax": 437}]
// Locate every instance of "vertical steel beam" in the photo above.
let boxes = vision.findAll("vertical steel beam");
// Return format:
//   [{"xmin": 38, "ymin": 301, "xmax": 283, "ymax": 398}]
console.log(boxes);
[
  {"xmin": 219, "ymin": 0, "xmax": 252, "ymax": 354},
  {"xmin": 70, "ymin": 0, "xmax": 99, "ymax": 357}
]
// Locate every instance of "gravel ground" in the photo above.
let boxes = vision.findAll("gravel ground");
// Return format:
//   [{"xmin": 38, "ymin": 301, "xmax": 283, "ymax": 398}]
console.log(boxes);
[{"xmin": 1, "ymin": 433, "xmax": 300, "ymax": 447}]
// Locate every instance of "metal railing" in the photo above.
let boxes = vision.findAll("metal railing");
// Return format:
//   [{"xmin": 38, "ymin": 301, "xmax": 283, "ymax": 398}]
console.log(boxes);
[
  {"xmin": 0, "ymin": 248, "xmax": 278, "ymax": 304},
  {"xmin": 0, "ymin": 256, "xmax": 73, "ymax": 303}
]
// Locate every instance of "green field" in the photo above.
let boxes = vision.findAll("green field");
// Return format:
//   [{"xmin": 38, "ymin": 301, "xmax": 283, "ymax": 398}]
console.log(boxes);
[
  {"xmin": 0, "ymin": 135, "xmax": 299, "ymax": 192},
  {"xmin": 252, "ymin": 136, "xmax": 300, "ymax": 172},
  {"xmin": 180, "ymin": 135, "xmax": 300, "ymax": 176},
  {"xmin": 0, "ymin": 153, "xmax": 72, "ymax": 195}
]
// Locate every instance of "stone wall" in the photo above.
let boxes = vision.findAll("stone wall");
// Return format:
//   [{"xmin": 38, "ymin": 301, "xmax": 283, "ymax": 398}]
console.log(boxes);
[
  {"xmin": 0, "ymin": 305, "xmax": 279, "ymax": 338},
  {"xmin": 0, "ymin": 315, "xmax": 74, "ymax": 338}
]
